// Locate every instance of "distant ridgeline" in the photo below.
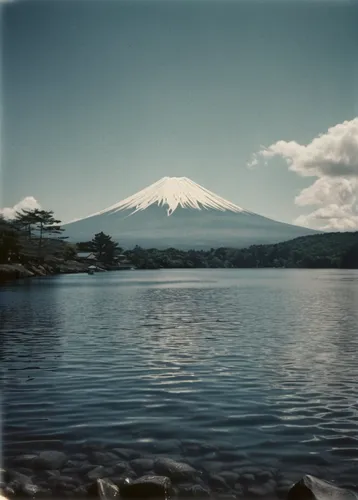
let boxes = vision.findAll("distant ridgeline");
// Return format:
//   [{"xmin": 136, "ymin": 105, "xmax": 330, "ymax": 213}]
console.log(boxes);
[
  {"xmin": 2, "ymin": 209, "xmax": 357, "ymax": 271},
  {"xmin": 77, "ymin": 231, "xmax": 358, "ymax": 270}
]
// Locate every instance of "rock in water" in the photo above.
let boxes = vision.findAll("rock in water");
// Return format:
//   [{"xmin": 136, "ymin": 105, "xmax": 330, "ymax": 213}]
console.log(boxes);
[
  {"xmin": 87, "ymin": 466, "xmax": 111, "ymax": 480},
  {"xmin": 12, "ymin": 454, "xmax": 38, "ymax": 469},
  {"xmin": 177, "ymin": 483, "xmax": 211, "ymax": 498},
  {"xmin": 288, "ymin": 475, "xmax": 358, "ymax": 500},
  {"xmin": 154, "ymin": 458, "xmax": 198, "ymax": 482},
  {"xmin": 120, "ymin": 475, "xmax": 171, "ymax": 500},
  {"xmin": 129, "ymin": 458, "xmax": 155, "ymax": 474},
  {"xmin": 97, "ymin": 478, "xmax": 120, "ymax": 500},
  {"xmin": 21, "ymin": 483, "xmax": 44, "ymax": 497},
  {"xmin": 91, "ymin": 451, "xmax": 119, "ymax": 465},
  {"xmin": 35, "ymin": 451, "xmax": 68, "ymax": 470}
]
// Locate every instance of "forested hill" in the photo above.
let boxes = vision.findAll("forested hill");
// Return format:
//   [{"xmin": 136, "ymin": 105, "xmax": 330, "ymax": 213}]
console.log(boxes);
[{"xmin": 119, "ymin": 231, "xmax": 358, "ymax": 269}]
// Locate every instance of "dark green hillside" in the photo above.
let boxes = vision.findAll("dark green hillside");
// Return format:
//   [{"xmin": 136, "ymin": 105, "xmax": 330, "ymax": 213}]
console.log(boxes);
[
  {"xmin": 121, "ymin": 231, "xmax": 358, "ymax": 269},
  {"xmin": 244, "ymin": 231, "xmax": 358, "ymax": 269}
]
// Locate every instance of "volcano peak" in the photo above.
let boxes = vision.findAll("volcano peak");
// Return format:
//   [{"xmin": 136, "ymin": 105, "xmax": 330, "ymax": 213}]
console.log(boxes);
[
  {"xmin": 91, "ymin": 176, "xmax": 247, "ymax": 218},
  {"xmin": 63, "ymin": 176, "xmax": 319, "ymax": 248}
]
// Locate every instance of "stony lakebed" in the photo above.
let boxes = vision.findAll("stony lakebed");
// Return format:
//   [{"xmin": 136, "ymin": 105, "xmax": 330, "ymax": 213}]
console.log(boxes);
[{"xmin": 2, "ymin": 444, "xmax": 358, "ymax": 500}]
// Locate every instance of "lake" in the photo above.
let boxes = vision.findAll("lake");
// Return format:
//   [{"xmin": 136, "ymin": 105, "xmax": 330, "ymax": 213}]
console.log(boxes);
[{"xmin": 2, "ymin": 269, "xmax": 358, "ymax": 495}]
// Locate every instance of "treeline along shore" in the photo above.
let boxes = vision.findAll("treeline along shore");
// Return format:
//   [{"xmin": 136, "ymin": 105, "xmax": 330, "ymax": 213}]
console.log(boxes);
[{"xmin": 1, "ymin": 207, "xmax": 358, "ymax": 283}]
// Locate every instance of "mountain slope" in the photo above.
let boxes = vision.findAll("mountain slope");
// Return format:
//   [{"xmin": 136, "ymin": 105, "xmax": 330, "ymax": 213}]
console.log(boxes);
[{"xmin": 63, "ymin": 176, "xmax": 320, "ymax": 249}]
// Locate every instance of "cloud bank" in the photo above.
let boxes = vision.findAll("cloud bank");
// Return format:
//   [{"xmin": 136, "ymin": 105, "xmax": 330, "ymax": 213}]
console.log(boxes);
[
  {"xmin": 249, "ymin": 117, "xmax": 358, "ymax": 230},
  {"xmin": 0, "ymin": 197, "xmax": 42, "ymax": 220}
]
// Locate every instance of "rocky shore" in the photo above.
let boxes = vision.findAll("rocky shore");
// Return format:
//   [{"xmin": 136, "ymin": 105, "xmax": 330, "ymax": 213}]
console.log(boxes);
[
  {"xmin": 0, "ymin": 260, "xmax": 89, "ymax": 283},
  {"xmin": 2, "ymin": 447, "xmax": 358, "ymax": 500}
]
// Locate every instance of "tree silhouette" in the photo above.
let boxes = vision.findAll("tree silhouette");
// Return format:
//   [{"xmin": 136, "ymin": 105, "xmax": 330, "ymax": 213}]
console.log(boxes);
[
  {"xmin": 0, "ymin": 215, "xmax": 21, "ymax": 263},
  {"xmin": 14, "ymin": 208, "xmax": 65, "ymax": 258},
  {"xmin": 14, "ymin": 209, "xmax": 39, "ymax": 239},
  {"xmin": 90, "ymin": 232, "xmax": 118, "ymax": 264}
]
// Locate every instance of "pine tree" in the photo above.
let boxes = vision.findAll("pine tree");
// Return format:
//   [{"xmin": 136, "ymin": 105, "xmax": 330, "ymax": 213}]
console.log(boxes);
[
  {"xmin": 14, "ymin": 209, "xmax": 39, "ymax": 239},
  {"xmin": 90, "ymin": 232, "xmax": 118, "ymax": 264},
  {"xmin": 33, "ymin": 209, "xmax": 65, "ymax": 256},
  {"xmin": 14, "ymin": 208, "xmax": 65, "ymax": 259}
]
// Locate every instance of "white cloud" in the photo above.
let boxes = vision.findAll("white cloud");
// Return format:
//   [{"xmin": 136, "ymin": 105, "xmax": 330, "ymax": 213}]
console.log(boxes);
[
  {"xmin": 0, "ymin": 197, "xmax": 42, "ymax": 220},
  {"xmin": 249, "ymin": 117, "xmax": 358, "ymax": 231},
  {"xmin": 295, "ymin": 205, "xmax": 358, "ymax": 232}
]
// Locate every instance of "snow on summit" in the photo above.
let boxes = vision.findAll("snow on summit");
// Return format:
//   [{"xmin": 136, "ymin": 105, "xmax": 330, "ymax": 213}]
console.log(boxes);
[
  {"xmin": 87, "ymin": 176, "xmax": 247, "ymax": 219},
  {"xmin": 63, "ymin": 175, "xmax": 319, "ymax": 248}
]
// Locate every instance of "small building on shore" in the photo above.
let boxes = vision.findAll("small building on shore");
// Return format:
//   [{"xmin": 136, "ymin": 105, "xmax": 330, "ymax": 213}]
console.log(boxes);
[
  {"xmin": 76, "ymin": 252, "xmax": 97, "ymax": 262},
  {"xmin": 76, "ymin": 250, "xmax": 134, "ymax": 270}
]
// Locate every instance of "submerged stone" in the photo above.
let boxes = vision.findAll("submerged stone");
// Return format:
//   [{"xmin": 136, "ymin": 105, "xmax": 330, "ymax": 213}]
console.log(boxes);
[
  {"xmin": 11, "ymin": 455, "xmax": 38, "ymax": 470},
  {"xmin": 87, "ymin": 466, "xmax": 111, "ymax": 481},
  {"xmin": 112, "ymin": 449, "xmax": 140, "ymax": 461},
  {"xmin": 247, "ymin": 479, "xmax": 276, "ymax": 497},
  {"xmin": 91, "ymin": 452, "xmax": 119, "ymax": 466},
  {"xmin": 71, "ymin": 453, "xmax": 89, "ymax": 462},
  {"xmin": 154, "ymin": 458, "xmax": 199, "ymax": 482},
  {"xmin": 112, "ymin": 461, "xmax": 134, "ymax": 476},
  {"xmin": 130, "ymin": 458, "xmax": 155, "ymax": 474},
  {"xmin": 217, "ymin": 471, "xmax": 239, "ymax": 487},
  {"xmin": 21, "ymin": 482, "xmax": 45, "ymax": 497},
  {"xmin": 208, "ymin": 474, "xmax": 229, "ymax": 491},
  {"xmin": 7, "ymin": 471, "xmax": 33, "ymax": 487},
  {"xmin": 177, "ymin": 483, "xmax": 211, "ymax": 498},
  {"xmin": 35, "ymin": 451, "xmax": 68, "ymax": 470}
]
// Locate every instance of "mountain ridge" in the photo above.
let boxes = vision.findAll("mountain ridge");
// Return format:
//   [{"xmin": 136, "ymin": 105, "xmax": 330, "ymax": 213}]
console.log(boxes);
[
  {"xmin": 63, "ymin": 176, "xmax": 320, "ymax": 248},
  {"xmin": 65, "ymin": 176, "xmax": 250, "ymax": 224}
]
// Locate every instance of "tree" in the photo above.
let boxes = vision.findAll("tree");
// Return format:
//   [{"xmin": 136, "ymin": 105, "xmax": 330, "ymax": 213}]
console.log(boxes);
[
  {"xmin": 63, "ymin": 243, "xmax": 77, "ymax": 261},
  {"xmin": 29, "ymin": 209, "xmax": 65, "ymax": 257},
  {"xmin": 14, "ymin": 208, "xmax": 66, "ymax": 259},
  {"xmin": 0, "ymin": 215, "xmax": 21, "ymax": 263},
  {"xmin": 14, "ymin": 209, "xmax": 39, "ymax": 239},
  {"xmin": 341, "ymin": 242, "xmax": 358, "ymax": 269},
  {"xmin": 90, "ymin": 232, "xmax": 119, "ymax": 264}
]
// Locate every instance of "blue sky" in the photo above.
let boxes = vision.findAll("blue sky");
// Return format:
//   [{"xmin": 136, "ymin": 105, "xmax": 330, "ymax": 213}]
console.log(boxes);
[{"xmin": 1, "ymin": 0, "xmax": 357, "ymax": 229}]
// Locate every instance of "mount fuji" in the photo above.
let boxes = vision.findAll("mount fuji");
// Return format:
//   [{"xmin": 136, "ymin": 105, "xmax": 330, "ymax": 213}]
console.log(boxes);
[{"xmin": 63, "ymin": 177, "xmax": 319, "ymax": 249}]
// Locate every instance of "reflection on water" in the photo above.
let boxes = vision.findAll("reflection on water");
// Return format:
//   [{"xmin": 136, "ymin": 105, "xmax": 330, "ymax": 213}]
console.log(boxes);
[{"xmin": 2, "ymin": 269, "xmax": 358, "ymax": 481}]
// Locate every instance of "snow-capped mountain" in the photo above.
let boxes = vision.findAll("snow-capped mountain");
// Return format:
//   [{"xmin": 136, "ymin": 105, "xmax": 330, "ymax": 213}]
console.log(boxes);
[{"xmin": 63, "ymin": 176, "xmax": 319, "ymax": 249}]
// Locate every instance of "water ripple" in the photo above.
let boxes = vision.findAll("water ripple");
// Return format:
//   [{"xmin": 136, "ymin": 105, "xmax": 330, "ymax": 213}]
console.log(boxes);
[{"xmin": 2, "ymin": 269, "xmax": 358, "ymax": 482}]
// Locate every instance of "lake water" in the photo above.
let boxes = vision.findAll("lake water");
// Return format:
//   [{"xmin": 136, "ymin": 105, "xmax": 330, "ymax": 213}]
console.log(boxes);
[{"xmin": 2, "ymin": 269, "xmax": 358, "ymax": 489}]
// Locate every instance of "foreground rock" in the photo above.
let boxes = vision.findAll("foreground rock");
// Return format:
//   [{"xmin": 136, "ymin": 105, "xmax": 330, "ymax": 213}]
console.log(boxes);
[
  {"xmin": 0, "ymin": 259, "xmax": 89, "ymax": 283},
  {"xmin": 288, "ymin": 475, "xmax": 358, "ymax": 500},
  {"xmin": 0, "ymin": 264, "xmax": 35, "ymax": 281},
  {"xmin": 3, "ymin": 447, "xmax": 358, "ymax": 499},
  {"xmin": 97, "ymin": 479, "xmax": 119, "ymax": 500},
  {"xmin": 120, "ymin": 476, "xmax": 171, "ymax": 500}
]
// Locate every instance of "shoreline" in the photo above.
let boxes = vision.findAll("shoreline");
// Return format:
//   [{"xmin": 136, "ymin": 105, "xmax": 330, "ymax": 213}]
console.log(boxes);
[
  {"xmin": 3, "ymin": 446, "xmax": 357, "ymax": 500},
  {"xmin": 0, "ymin": 262, "xmax": 137, "ymax": 285},
  {"xmin": 2, "ymin": 263, "xmax": 357, "ymax": 286},
  {"xmin": 0, "ymin": 261, "xmax": 89, "ymax": 284}
]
